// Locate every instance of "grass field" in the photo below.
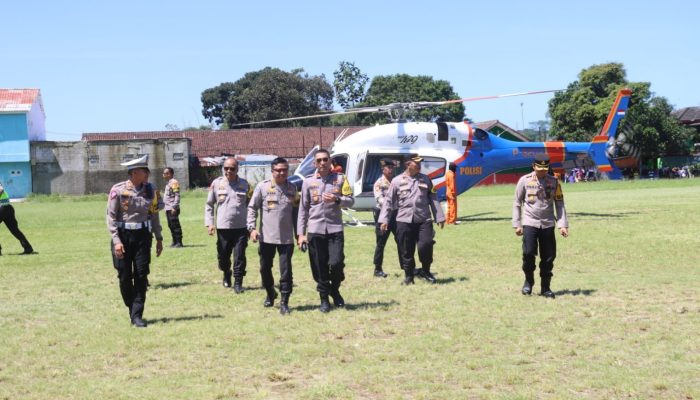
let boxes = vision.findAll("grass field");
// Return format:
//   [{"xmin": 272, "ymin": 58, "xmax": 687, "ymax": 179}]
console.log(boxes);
[{"xmin": 1, "ymin": 179, "xmax": 699, "ymax": 399}]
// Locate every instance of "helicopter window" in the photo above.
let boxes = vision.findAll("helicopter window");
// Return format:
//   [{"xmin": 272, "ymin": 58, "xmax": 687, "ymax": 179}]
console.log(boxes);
[
  {"xmin": 361, "ymin": 154, "xmax": 401, "ymax": 193},
  {"xmin": 421, "ymin": 157, "xmax": 446, "ymax": 179},
  {"xmin": 437, "ymin": 122, "xmax": 448, "ymax": 141}
]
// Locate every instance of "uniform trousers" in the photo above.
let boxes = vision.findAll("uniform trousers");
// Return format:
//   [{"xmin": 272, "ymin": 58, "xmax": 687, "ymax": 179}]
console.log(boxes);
[
  {"xmin": 0, "ymin": 205, "xmax": 32, "ymax": 252},
  {"xmin": 216, "ymin": 228, "xmax": 248, "ymax": 278},
  {"xmin": 521, "ymin": 226, "xmax": 556, "ymax": 279},
  {"xmin": 307, "ymin": 232, "xmax": 345, "ymax": 296},
  {"xmin": 111, "ymin": 228, "xmax": 151, "ymax": 320},
  {"xmin": 373, "ymin": 208, "xmax": 397, "ymax": 269},
  {"xmin": 259, "ymin": 242, "xmax": 294, "ymax": 294},
  {"xmin": 165, "ymin": 209, "xmax": 183, "ymax": 244},
  {"xmin": 396, "ymin": 220, "xmax": 434, "ymax": 274}
]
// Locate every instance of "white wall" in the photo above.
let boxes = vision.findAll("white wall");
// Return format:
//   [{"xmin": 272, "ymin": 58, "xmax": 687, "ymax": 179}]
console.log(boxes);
[{"xmin": 27, "ymin": 95, "xmax": 46, "ymax": 141}]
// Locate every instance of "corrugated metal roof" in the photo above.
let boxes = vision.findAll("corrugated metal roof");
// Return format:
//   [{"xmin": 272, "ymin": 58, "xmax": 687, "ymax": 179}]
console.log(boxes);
[{"xmin": 0, "ymin": 89, "xmax": 41, "ymax": 112}]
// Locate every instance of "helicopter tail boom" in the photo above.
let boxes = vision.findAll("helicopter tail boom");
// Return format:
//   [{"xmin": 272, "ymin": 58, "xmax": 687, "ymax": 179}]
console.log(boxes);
[{"xmin": 587, "ymin": 89, "xmax": 632, "ymax": 173}]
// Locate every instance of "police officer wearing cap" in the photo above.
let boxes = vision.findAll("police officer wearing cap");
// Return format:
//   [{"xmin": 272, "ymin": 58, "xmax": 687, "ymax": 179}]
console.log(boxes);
[
  {"xmin": 379, "ymin": 155, "xmax": 445, "ymax": 285},
  {"xmin": 205, "ymin": 157, "xmax": 252, "ymax": 293},
  {"xmin": 512, "ymin": 154, "xmax": 569, "ymax": 298},
  {"xmin": 297, "ymin": 148, "xmax": 354, "ymax": 313},
  {"xmin": 162, "ymin": 167, "xmax": 183, "ymax": 248},
  {"xmin": 0, "ymin": 181, "xmax": 34, "ymax": 256},
  {"xmin": 107, "ymin": 155, "xmax": 164, "ymax": 328},
  {"xmin": 247, "ymin": 157, "xmax": 298, "ymax": 315},
  {"xmin": 372, "ymin": 158, "xmax": 398, "ymax": 278}
]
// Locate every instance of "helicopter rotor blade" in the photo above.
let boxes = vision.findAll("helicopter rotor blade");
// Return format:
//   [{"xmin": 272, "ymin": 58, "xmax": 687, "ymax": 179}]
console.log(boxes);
[{"xmin": 229, "ymin": 89, "xmax": 562, "ymax": 127}]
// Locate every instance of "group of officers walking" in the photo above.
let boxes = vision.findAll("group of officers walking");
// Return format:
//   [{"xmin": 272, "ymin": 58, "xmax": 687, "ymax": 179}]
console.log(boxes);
[{"xmin": 106, "ymin": 151, "xmax": 567, "ymax": 327}]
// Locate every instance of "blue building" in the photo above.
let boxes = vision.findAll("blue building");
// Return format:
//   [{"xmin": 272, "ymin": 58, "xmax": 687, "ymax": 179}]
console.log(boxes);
[{"xmin": 0, "ymin": 89, "xmax": 46, "ymax": 198}]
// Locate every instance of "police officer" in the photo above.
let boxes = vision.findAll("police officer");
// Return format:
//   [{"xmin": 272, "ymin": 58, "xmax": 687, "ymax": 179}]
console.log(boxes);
[
  {"xmin": 106, "ymin": 155, "xmax": 164, "ymax": 328},
  {"xmin": 512, "ymin": 154, "xmax": 569, "ymax": 299},
  {"xmin": 372, "ymin": 158, "xmax": 398, "ymax": 278},
  {"xmin": 0, "ymin": 181, "xmax": 34, "ymax": 256},
  {"xmin": 247, "ymin": 157, "xmax": 297, "ymax": 315},
  {"xmin": 297, "ymin": 148, "xmax": 354, "ymax": 313},
  {"xmin": 205, "ymin": 157, "xmax": 252, "ymax": 293},
  {"xmin": 163, "ymin": 167, "xmax": 183, "ymax": 248},
  {"xmin": 379, "ymin": 155, "xmax": 445, "ymax": 285}
]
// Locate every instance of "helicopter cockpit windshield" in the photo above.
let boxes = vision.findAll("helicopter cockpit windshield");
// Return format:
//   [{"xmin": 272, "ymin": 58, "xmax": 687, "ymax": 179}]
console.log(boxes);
[{"xmin": 290, "ymin": 145, "xmax": 319, "ymax": 186}]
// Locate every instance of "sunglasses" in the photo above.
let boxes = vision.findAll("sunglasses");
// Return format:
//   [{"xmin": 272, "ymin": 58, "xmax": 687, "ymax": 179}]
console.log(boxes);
[
  {"xmin": 223, "ymin": 167, "xmax": 237, "ymax": 171},
  {"xmin": 315, "ymin": 157, "xmax": 329, "ymax": 162},
  {"xmin": 272, "ymin": 168, "xmax": 289, "ymax": 173}
]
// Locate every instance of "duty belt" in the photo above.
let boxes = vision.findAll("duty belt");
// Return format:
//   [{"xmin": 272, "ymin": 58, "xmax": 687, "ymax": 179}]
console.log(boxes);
[{"xmin": 117, "ymin": 221, "xmax": 151, "ymax": 230}]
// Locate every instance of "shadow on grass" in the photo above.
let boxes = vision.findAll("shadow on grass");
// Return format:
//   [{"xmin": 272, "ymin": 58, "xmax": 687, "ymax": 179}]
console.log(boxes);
[
  {"xmin": 434, "ymin": 276, "xmax": 468, "ymax": 285},
  {"xmin": 174, "ymin": 244, "xmax": 207, "ymax": 248},
  {"xmin": 153, "ymin": 281, "xmax": 195, "ymax": 290},
  {"xmin": 147, "ymin": 314, "xmax": 224, "ymax": 325},
  {"xmin": 554, "ymin": 288, "xmax": 597, "ymax": 296},
  {"xmin": 292, "ymin": 300, "xmax": 399, "ymax": 313},
  {"xmin": 568, "ymin": 211, "xmax": 639, "ymax": 219},
  {"xmin": 457, "ymin": 212, "xmax": 510, "ymax": 223}
]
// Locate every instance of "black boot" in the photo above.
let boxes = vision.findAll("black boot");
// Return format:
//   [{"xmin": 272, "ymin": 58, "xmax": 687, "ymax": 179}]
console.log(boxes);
[
  {"xmin": 131, "ymin": 316, "xmax": 147, "ymax": 328},
  {"xmin": 330, "ymin": 287, "xmax": 345, "ymax": 308},
  {"xmin": 540, "ymin": 276, "xmax": 555, "ymax": 299},
  {"xmin": 319, "ymin": 294, "xmax": 331, "ymax": 313},
  {"xmin": 222, "ymin": 270, "xmax": 232, "ymax": 288},
  {"xmin": 373, "ymin": 267, "xmax": 387, "ymax": 278},
  {"xmin": 233, "ymin": 277, "xmax": 244, "ymax": 294},
  {"xmin": 21, "ymin": 243, "xmax": 34, "ymax": 255},
  {"xmin": 279, "ymin": 293, "xmax": 290, "ymax": 315},
  {"xmin": 419, "ymin": 266, "xmax": 436, "ymax": 284},
  {"xmin": 263, "ymin": 286, "xmax": 277, "ymax": 307},
  {"xmin": 522, "ymin": 271, "xmax": 534, "ymax": 295},
  {"xmin": 402, "ymin": 268, "xmax": 415, "ymax": 285}
]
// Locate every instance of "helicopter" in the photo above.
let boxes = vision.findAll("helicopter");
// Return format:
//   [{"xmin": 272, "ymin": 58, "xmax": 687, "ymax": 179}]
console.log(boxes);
[{"xmin": 236, "ymin": 88, "xmax": 633, "ymax": 211}]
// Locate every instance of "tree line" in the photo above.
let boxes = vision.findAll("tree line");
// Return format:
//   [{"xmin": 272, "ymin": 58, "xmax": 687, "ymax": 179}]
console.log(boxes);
[{"xmin": 200, "ymin": 62, "xmax": 698, "ymax": 160}]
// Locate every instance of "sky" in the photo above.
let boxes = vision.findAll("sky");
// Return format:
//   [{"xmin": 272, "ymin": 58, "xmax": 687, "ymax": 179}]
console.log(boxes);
[{"xmin": 2, "ymin": 0, "xmax": 699, "ymax": 141}]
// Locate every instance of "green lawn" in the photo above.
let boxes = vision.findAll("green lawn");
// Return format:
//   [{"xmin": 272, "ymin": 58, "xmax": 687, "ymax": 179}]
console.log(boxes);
[{"xmin": 1, "ymin": 179, "xmax": 699, "ymax": 399}]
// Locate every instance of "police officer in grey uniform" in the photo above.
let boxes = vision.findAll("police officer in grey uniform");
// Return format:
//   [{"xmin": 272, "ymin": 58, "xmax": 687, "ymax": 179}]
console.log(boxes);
[
  {"xmin": 512, "ymin": 154, "xmax": 569, "ymax": 298},
  {"xmin": 379, "ymin": 155, "xmax": 445, "ymax": 285},
  {"xmin": 372, "ymin": 158, "xmax": 398, "ymax": 278},
  {"xmin": 247, "ymin": 157, "xmax": 298, "ymax": 315},
  {"xmin": 297, "ymin": 148, "xmax": 354, "ymax": 313},
  {"xmin": 205, "ymin": 157, "xmax": 252, "ymax": 293},
  {"xmin": 163, "ymin": 167, "xmax": 183, "ymax": 248},
  {"xmin": 106, "ymin": 155, "xmax": 164, "ymax": 328}
]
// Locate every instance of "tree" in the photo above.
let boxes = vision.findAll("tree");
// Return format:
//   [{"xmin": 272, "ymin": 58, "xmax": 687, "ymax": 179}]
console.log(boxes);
[
  {"xmin": 333, "ymin": 61, "xmax": 369, "ymax": 109},
  {"xmin": 357, "ymin": 74, "xmax": 465, "ymax": 124},
  {"xmin": 548, "ymin": 63, "xmax": 694, "ymax": 159},
  {"xmin": 201, "ymin": 67, "xmax": 334, "ymax": 128}
]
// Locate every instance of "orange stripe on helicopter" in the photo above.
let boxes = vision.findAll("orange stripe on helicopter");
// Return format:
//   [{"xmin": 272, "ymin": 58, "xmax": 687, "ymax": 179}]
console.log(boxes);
[
  {"xmin": 453, "ymin": 122, "xmax": 474, "ymax": 165},
  {"xmin": 435, "ymin": 181, "xmax": 446, "ymax": 190},
  {"xmin": 599, "ymin": 88, "xmax": 632, "ymax": 137},
  {"xmin": 428, "ymin": 167, "xmax": 445, "ymax": 179},
  {"xmin": 598, "ymin": 165, "xmax": 613, "ymax": 172},
  {"xmin": 544, "ymin": 142, "xmax": 565, "ymax": 163},
  {"xmin": 591, "ymin": 135, "xmax": 608, "ymax": 143}
]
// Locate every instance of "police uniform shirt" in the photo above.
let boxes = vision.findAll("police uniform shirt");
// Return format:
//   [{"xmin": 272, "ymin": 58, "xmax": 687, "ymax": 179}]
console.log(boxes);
[
  {"xmin": 512, "ymin": 172, "xmax": 568, "ymax": 229},
  {"xmin": 373, "ymin": 175, "xmax": 392, "ymax": 210},
  {"xmin": 205, "ymin": 176, "xmax": 252, "ymax": 229},
  {"xmin": 297, "ymin": 172, "xmax": 354, "ymax": 235},
  {"xmin": 164, "ymin": 178, "xmax": 181, "ymax": 211},
  {"xmin": 379, "ymin": 172, "xmax": 445, "ymax": 225},
  {"xmin": 107, "ymin": 180, "xmax": 164, "ymax": 246},
  {"xmin": 246, "ymin": 179, "xmax": 297, "ymax": 244}
]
